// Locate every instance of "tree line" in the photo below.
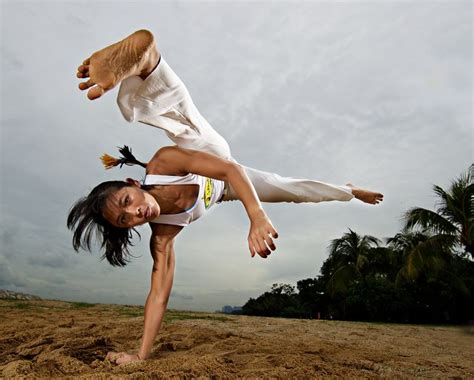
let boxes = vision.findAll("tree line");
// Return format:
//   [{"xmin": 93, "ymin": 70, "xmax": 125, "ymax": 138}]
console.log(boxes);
[{"xmin": 241, "ymin": 165, "xmax": 474, "ymax": 324}]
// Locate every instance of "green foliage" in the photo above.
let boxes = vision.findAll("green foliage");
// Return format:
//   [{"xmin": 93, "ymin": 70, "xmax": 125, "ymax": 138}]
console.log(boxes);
[
  {"xmin": 69, "ymin": 302, "xmax": 96, "ymax": 309},
  {"xmin": 164, "ymin": 311, "xmax": 231, "ymax": 323},
  {"xmin": 12, "ymin": 302, "xmax": 32, "ymax": 310},
  {"xmin": 240, "ymin": 165, "xmax": 474, "ymax": 324}
]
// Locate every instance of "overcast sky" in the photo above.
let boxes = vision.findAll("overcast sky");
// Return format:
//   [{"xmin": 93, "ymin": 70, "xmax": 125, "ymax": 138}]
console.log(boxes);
[{"xmin": 1, "ymin": 1, "xmax": 472, "ymax": 312}]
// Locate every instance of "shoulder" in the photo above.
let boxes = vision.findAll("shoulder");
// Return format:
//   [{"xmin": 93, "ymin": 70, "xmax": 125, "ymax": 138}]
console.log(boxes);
[{"xmin": 147, "ymin": 146, "xmax": 189, "ymax": 176}]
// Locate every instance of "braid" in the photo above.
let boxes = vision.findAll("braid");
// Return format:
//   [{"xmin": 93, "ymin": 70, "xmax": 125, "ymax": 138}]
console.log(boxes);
[{"xmin": 100, "ymin": 145, "xmax": 147, "ymax": 169}]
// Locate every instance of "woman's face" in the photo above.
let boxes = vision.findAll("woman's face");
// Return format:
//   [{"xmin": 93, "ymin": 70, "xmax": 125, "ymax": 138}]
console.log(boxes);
[{"xmin": 102, "ymin": 182, "xmax": 160, "ymax": 228}]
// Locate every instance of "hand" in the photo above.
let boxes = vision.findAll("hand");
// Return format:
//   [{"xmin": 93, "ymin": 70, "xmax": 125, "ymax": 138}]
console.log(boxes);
[
  {"xmin": 248, "ymin": 211, "xmax": 278, "ymax": 258},
  {"xmin": 106, "ymin": 351, "xmax": 142, "ymax": 365}
]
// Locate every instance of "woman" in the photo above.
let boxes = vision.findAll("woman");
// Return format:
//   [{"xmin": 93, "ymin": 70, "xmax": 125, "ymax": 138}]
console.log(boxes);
[{"xmin": 68, "ymin": 30, "xmax": 383, "ymax": 365}]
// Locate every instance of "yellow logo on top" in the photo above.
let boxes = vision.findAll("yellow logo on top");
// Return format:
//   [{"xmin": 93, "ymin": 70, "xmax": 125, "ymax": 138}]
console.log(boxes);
[{"xmin": 204, "ymin": 178, "xmax": 213, "ymax": 209}]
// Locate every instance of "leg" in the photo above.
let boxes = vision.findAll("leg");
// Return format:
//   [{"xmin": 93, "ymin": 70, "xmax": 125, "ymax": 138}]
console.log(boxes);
[
  {"xmin": 77, "ymin": 29, "xmax": 232, "ymax": 160},
  {"xmin": 222, "ymin": 165, "xmax": 354, "ymax": 203},
  {"xmin": 116, "ymin": 52, "xmax": 232, "ymax": 159}
]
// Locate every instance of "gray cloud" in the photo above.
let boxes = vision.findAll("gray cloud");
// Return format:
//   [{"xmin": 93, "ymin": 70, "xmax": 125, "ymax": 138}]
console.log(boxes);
[
  {"xmin": 0, "ymin": 257, "xmax": 25, "ymax": 288},
  {"xmin": 27, "ymin": 255, "xmax": 69, "ymax": 269},
  {"xmin": 0, "ymin": 1, "xmax": 471, "ymax": 311},
  {"xmin": 170, "ymin": 291, "xmax": 194, "ymax": 301}
]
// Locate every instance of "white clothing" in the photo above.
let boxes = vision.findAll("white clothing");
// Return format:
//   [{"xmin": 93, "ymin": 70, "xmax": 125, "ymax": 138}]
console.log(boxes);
[
  {"xmin": 116, "ymin": 56, "xmax": 354, "ymax": 226},
  {"xmin": 143, "ymin": 173, "xmax": 225, "ymax": 226},
  {"xmin": 117, "ymin": 57, "xmax": 232, "ymax": 159}
]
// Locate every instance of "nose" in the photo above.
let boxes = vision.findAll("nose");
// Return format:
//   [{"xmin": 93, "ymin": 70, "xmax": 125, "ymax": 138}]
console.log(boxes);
[{"xmin": 125, "ymin": 206, "xmax": 143, "ymax": 218}]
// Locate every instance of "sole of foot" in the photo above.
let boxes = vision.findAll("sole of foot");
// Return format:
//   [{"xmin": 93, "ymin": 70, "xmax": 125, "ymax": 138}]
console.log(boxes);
[{"xmin": 76, "ymin": 29, "xmax": 160, "ymax": 100}]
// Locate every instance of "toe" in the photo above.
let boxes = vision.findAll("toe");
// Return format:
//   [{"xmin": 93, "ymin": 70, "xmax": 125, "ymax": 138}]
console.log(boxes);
[
  {"xmin": 77, "ymin": 71, "xmax": 89, "ymax": 78},
  {"xmin": 83, "ymin": 57, "xmax": 91, "ymax": 65},
  {"xmin": 79, "ymin": 79, "xmax": 95, "ymax": 91},
  {"xmin": 87, "ymin": 84, "xmax": 105, "ymax": 100},
  {"xmin": 77, "ymin": 65, "xmax": 89, "ymax": 79},
  {"xmin": 77, "ymin": 64, "xmax": 88, "ymax": 73}
]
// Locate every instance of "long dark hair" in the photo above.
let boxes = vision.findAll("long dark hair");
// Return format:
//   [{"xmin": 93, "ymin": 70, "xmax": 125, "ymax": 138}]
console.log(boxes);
[{"xmin": 67, "ymin": 146, "xmax": 147, "ymax": 267}]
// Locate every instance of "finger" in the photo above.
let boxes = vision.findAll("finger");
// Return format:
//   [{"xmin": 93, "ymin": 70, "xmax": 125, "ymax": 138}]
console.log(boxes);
[
  {"xmin": 249, "ymin": 242, "xmax": 255, "ymax": 258},
  {"xmin": 79, "ymin": 79, "xmax": 95, "ymax": 91},
  {"xmin": 263, "ymin": 234, "xmax": 276, "ymax": 251},
  {"xmin": 87, "ymin": 85, "xmax": 105, "ymax": 100},
  {"xmin": 116, "ymin": 356, "xmax": 127, "ymax": 365},
  {"xmin": 260, "ymin": 237, "xmax": 272, "ymax": 256},
  {"xmin": 272, "ymin": 229, "xmax": 279, "ymax": 239},
  {"xmin": 256, "ymin": 243, "xmax": 269, "ymax": 258},
  {"xmin": 83, "ymin": 57, "xmax": 91, "ymax": 65},
  {"xmin": 253, "ymin": 237, "xmax": 269, "ymax": 258},
  {"xmin": 250, "ymin": 237, "xmax": 264, "ymax": 258},
  {"xmin": 251, "ymin": 242, "xmax": 261, "ymax": 258},
  {"xmin": 113, "ymin": 352, "xmax": 126, "ymax": 361},
  {"xmin": 106, "ymin": 351, "xmax": 117, "ymax": 360}
]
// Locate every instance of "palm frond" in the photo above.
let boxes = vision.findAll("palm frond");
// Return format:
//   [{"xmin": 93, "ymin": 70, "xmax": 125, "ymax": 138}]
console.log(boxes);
[
  {"xmin": 327, "ymin": 265, "xmax": 358, "ymax": 296},
  {"xmin": 398, "ymin": 234, "xmax": 452, "ymax": 280},
  {"xmin": 403, "ymin": 207, "xmax": 458, "ymax": 235}
]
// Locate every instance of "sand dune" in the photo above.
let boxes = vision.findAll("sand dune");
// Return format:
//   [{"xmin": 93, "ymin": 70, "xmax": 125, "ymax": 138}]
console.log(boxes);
[{"xmin": 1, "ymin": 299, "xmax": 472, "ymax": 378}]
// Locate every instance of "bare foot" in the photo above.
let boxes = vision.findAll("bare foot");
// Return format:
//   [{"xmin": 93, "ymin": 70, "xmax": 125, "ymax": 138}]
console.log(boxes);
[
  {"xmin": 346, "ymin": 183, "xmax": 384, "ymax": 205},
  {"xmin": 76, "ymin": 29, "xmax": 160, "ymax": 100}
]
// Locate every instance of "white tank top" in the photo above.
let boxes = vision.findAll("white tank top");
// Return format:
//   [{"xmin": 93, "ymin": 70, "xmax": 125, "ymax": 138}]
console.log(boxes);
[{"xmin": 143, "ymin": 173, "xmax": 226, "ymax": 226}]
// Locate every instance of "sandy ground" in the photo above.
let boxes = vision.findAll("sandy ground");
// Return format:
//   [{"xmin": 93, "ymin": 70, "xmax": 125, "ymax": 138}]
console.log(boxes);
[{"xmin": 0, "ymin": 299, "xmax": 472, "ymax": 379}]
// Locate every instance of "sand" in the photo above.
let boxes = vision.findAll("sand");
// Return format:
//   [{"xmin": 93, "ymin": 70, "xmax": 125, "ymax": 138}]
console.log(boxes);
[{"xmin": 0, "ymin": 299, "xmax": 472, "ymax": 379}]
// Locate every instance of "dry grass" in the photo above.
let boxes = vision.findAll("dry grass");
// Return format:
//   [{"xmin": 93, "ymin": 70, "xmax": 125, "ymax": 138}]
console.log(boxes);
[{"xmin": 0, "ymin": 299, "xmax": 472, "ymax": 378}]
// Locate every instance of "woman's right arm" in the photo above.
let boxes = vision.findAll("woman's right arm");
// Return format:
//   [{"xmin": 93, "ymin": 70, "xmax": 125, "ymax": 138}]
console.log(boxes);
[{"xmin": 138, "ymin": 224, "xmax": 183, "ymax": 360}]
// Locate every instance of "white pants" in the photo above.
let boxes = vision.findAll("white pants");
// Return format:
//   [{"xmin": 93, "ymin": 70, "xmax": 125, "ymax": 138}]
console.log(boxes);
[{"xmin": 116, "ymin": 57, "xmax": 354, "ymax": 204}]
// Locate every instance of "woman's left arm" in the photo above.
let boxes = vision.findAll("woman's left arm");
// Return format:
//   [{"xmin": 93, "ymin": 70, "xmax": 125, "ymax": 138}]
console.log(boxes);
[{"xmin": 148, "ymin": 146, "xmax": 278, "ymax": 258}]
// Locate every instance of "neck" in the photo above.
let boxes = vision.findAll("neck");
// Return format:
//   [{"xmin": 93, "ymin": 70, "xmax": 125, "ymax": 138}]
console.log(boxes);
[{"xmin": 145, "ymin": 186, "xmax": 175, "ymax": 214}]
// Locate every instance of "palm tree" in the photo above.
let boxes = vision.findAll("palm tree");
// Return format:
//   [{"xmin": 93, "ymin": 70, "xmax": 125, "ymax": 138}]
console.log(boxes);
[
  {"xmin": 387, "ymin": 231, "xmax": 447, "ymax": 281},
  {"xmin": 325, "ymin": 229, "xmax": 381, "ymax": 296},
  {"xmin": 403, "ymin": 164, "xmax": 474, "ymax": 259}
]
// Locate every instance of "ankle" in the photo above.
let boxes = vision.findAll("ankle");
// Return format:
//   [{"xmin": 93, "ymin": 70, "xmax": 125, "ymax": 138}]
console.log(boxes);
[{"xmin": 140, "ymin": 47, "xmax": 160, "ymax": 80}]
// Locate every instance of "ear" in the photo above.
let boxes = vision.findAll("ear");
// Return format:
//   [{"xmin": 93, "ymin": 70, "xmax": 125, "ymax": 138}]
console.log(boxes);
[{"xmin": 126, "ymin": 178, "xmax": 142, "ymax": 188}]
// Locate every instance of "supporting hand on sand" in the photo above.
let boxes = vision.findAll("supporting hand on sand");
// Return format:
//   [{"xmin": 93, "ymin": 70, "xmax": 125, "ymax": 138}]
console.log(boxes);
[{"xmin": 106, "ymin": 351, "xmax": 142, "ymax": 365}]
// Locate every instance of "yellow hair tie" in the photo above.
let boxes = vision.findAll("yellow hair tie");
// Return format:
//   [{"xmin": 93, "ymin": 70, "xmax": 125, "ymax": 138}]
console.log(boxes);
[{"xmin": 100, "ymin": 153, "xmax": 120, "ymax": 170}]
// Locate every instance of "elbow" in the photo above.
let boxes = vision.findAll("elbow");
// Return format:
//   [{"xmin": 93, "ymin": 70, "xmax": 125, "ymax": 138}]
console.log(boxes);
[
  {"xmin": 148, "ymin": 291, "xmax": 170, "ymax": 307},
  {"xmin": 227, "ymin": 161, "xmax": 244, "ymax": 180}
]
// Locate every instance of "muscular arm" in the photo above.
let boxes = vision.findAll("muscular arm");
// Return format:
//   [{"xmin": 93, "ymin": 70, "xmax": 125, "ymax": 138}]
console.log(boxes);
[
  {"xmin": 147, "ymin": 146, "xmax": 278, "ymax": 257},
  {"xmin": 138, "ymin": 223, "xmax": 183, "ymax": 360}
]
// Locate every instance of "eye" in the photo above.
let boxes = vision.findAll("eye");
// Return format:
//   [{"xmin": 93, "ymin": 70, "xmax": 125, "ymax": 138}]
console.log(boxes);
[
  {"xmin": 124, "ymin": 195, "xmax": 130, "ymax": 205},
  {"xmin": 120, "ymin": 215, "xmax": 127, "ymax": 225}
]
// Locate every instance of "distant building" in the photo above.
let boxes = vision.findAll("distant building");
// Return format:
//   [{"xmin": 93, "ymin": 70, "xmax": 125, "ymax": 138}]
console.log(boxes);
[{"xmin": 221, "ymin": 305, "xmax": 243, "ymax": 314}]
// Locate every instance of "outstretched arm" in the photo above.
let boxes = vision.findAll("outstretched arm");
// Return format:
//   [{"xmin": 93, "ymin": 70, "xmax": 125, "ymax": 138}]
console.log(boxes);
[
  {"xmin": 147, "ymin": 146, "xmax": 279, "ymax": 258},
  {"xmin": 107, "ymin": 224, "xmax": 182, "ymax": 365}
]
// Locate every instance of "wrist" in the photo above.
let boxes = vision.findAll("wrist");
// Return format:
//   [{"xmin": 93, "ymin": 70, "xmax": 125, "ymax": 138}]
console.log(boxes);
[{"xmin": 248, "ymin": 207, "xmax": 266, "ymax": 221}]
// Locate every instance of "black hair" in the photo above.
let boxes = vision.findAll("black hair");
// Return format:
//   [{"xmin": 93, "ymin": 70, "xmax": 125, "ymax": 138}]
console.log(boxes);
[
  {"xmin": 67, "ymin": 146, "xmax": 147, "ymax": 267},
  {"xmin": 67, "ymin": 181, "xmax": 141, "ymax": 267}
]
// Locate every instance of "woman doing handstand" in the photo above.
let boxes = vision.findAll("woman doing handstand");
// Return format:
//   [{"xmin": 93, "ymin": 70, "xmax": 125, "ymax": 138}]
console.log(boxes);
[{"xmin": 68, "ymin": 29, "xmax": 383, "ymax": 365}]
